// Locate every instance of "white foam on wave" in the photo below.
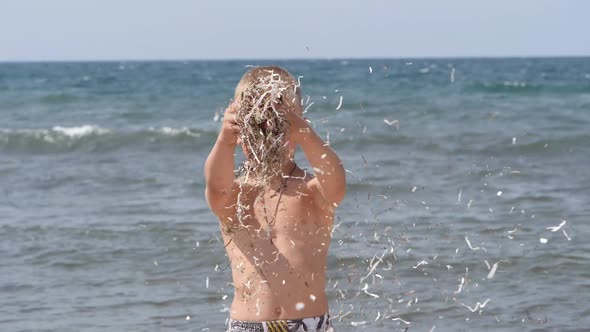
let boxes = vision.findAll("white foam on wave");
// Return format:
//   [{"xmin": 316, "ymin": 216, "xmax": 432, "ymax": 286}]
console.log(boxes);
[
  {"xmin": 1, "ymin": 126, "xmax": 202, "ymax": 146},
  {"xmin": 150, "ymin": 126, "xmax": 200, "ymax": 137},
  {"xmin": 52, "ymin": 125, "xmax": 110, "ymax": 138}
]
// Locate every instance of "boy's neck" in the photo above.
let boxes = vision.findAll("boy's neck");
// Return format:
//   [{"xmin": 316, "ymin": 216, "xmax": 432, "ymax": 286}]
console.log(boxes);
[
  {"xmin": 280, "ymin": 159, "xmax": 297, "ymax": 175},
  {"xmin": 260, "ymin": 160, "xmax": 298, "ymax": 188},
  {"xmin": 274, "ymin": 160, "xmax": 298, "ymax": 182}
]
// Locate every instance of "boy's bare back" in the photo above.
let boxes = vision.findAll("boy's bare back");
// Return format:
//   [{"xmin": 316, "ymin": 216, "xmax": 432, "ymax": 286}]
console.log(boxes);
[{"xmin": 218, "ymin": 168, "xmax": 334, "ymax": 320}]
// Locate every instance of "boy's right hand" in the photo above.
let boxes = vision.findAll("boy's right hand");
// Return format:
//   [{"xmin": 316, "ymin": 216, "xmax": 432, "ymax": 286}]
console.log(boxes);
[{"xmin": 219, "ymin": 101, "xmax": 240, "ymax": 146}]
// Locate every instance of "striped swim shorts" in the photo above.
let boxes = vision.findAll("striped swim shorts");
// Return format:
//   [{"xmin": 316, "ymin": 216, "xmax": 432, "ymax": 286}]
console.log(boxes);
[{"xmin": 227, "ymin": 313, "xmax": 334, "ymax": 332}]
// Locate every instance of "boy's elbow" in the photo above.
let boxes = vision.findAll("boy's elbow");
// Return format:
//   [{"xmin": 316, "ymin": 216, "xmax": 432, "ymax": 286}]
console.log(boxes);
[
  {"xmin": 205, "ymin": 186, "xmax": 227, "ymax": 215},
  {"xmin": 205, "ymin": 179, "xmax": 237, "ymax": 214},
  {"xmin": 328, "ymin": 178, "xmax": 346, "ymax": 206},
  {"xmin": 204, "ymin": 186, "xmax": 216, "ymax": 209},
  {"xmin": 328, "ymin": 166, "xmax": 346, "ymax": 204}
]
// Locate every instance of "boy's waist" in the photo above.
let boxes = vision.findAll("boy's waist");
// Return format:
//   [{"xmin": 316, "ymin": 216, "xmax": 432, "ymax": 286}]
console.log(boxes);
[
  {"xmin": 227, "ymin": 313, "xmax": 332, "ymax": 332},
  {"xmin": 230, "ymin": 296, "xmax": 328, "ymax": 322}
]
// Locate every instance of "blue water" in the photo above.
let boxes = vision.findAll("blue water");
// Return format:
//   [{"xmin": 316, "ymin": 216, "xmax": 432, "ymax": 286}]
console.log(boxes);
[{"xmin": 1, "ymin": 58, "xmax": 589, "ymax": 331}]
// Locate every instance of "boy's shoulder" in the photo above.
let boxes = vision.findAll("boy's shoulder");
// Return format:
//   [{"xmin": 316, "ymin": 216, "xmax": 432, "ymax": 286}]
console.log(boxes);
[
  {"xmin": 295, "ymin": 171, "xmax": 336, "ymax": 214},
  {"xmin": 232, "ymin": 170, "xmax": 322, "ymax": 201}
]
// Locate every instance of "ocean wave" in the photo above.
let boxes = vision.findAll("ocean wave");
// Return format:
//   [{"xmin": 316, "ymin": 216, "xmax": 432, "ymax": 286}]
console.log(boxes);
[
  {"xmin": 407, "ymin": 132, "xmax": 590, "ymax": 156},
  {"xmin": 466, "ymin": 81, "xmax": 590, "ymax": 94},
  {"xmin": 331, "ymin": 132, "xmax": 415, "ymax": 149},
  {"xmin": 52, "ymin": 125, "xmax": 110, "ymax": 138},
  {"xmin": 0, "ymin": 125, "xmax": 215, "ymax": 154},
  {"xmin": 150, "ymin": 126, "xmax": 201, "ymax": 137},
  {"xmin": 475, "ymin": 134, "xmax": 590, "ymax": 155},
  {"xmin": 39, "ymin": 93, "xmax": 80, "ymax": 104}
]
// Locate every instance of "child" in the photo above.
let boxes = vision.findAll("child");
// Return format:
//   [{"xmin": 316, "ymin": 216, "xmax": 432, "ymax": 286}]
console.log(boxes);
[{"xmin": 205, "ymin": 66, "xmax": 345, "ymax": 332}]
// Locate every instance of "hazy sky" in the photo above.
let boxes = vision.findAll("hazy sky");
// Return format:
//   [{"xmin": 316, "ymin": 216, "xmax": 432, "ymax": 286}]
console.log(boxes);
[{"xmin": 1, "ymin": 0, "xmax": 588, "ymax": 61}]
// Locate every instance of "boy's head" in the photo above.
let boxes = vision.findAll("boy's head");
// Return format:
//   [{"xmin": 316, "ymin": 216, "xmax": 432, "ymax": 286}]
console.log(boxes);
[
  {"xmin": 234, "ymin": 66, "xmax": 302, "ymax": 113},
  {"xmin": 233, "ymin": 66, "xmax": 302, "ymax": 183}
]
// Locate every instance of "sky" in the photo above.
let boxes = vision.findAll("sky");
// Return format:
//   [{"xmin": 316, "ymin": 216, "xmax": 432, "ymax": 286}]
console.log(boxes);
[{"xmin": 0, "ymin": 0, "xmax": 589, "ymax": 62}]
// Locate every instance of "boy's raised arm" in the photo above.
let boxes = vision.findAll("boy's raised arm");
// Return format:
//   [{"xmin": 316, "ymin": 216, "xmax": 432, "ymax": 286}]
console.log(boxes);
[
  {"xmin": 289, "ymin": 112, "xmax": 346, "ymax": 207},
  {"xmin": 204, "ymin": 103, "xmax": 238, "ymax": 215}
]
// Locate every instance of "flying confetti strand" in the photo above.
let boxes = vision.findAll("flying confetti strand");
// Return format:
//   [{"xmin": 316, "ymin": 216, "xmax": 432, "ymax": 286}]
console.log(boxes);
[
  {"xmin": 546, "ymin": 220, "xmax": 566, "ymax": 232},
  {"xmin": 361, "ymin": 283, "xmax": 380, "ymax": 298},
  {"xmin": 461, "ymin": 299, "xmax": 491, "ymax": 312},
  {"xmin": 464, "ymin": 236, "xmax": 481, "ymax": 251},
  {"xmin": 336, "ymin": 96, "xmax": 343, "ymax": 110},
  {"xmin": 384, "ymin": 119, "xmax": 400, "ymax": 129},
  {"xmin": 487, "ymin": 260, "xmax": 509, "ymax": 279},
  {"xmin": 391, "ymin": 317, "xmax": 411, "ymax": 325}
]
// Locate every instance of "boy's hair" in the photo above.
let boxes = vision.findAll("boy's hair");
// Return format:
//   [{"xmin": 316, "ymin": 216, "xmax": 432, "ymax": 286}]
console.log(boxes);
[
  {"xmin": 233, "ymin": 66, "xmax": 301, "ymax": 186},
  {"xmin": 234, "ymin": 66, "xmax": 301, "ymax": 105}
]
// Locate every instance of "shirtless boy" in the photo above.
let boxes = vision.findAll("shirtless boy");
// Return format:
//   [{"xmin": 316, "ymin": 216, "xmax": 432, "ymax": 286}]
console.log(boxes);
[{"xmin": 205, "ymin": 66, "xmax": 345, "ymax": 332}]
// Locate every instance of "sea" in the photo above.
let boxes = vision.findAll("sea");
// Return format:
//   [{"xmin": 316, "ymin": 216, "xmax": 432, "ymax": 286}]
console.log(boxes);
[{"xmin": 1, "ymin": 58, "xmax": 589, "ymax": 332}]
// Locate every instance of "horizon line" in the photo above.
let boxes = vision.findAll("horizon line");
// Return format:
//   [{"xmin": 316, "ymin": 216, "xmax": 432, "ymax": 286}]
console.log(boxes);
[{"xmin": 1, "ymin": 54, "xmax": 589, "ymax": 64}]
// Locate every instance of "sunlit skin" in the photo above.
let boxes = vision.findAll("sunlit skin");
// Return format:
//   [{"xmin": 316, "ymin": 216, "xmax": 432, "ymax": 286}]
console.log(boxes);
[{"xmin": 204, "ymin": 71, "xmax": 346, "ymax": 321}]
